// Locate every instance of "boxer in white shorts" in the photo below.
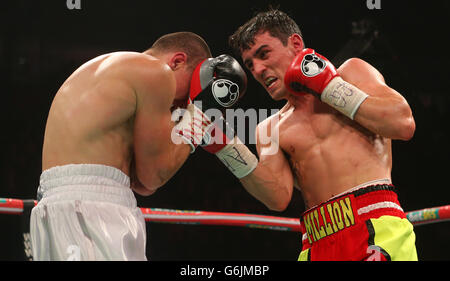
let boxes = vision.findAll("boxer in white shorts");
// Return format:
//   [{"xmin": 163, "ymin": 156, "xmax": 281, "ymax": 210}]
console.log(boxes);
[
  {"xmin": 31, "ymin": 32, "xmax": 212, "ymax": 260},
  {"xmin": 31, "ymin": 164, "xmax": 146, "ymax": 260}
]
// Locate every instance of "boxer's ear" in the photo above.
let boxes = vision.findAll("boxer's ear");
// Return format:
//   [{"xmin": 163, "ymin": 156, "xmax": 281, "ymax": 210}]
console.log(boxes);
[
  {"xmin": 169, "ymin": 52, "xmax": 188, "ymax": 70},
  {"xmin": 289, "ymin": 33, "xmax": 304, "ymax": 54}
]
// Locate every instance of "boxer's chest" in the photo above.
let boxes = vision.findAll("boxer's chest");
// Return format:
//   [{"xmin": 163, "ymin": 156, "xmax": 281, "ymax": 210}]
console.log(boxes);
[{"xmin": 276, "ymin": 105, "xmax": 337, "ymax": 159}]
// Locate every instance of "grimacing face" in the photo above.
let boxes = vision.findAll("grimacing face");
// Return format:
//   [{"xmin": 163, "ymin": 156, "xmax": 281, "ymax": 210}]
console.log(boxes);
[{"xmin": 241, "ymin": 31, "xmax": 300, "ymax": 101}]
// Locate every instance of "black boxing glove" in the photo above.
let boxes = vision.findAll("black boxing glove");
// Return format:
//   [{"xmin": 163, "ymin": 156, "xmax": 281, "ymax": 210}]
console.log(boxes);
[
  {"xmin": 187, "ymin": 54, "xmax": 247, "ymax": 151},
  {"xmin": 180, "ymin": 55, "xmax": 257, "ymax": 179},
  {"xmin": 189, "ymin": 54, "xmax": 247, "ymax": 110},
  {"xmin": 174, "ymin": 54, "xmax": 248, "ymax": 153}
]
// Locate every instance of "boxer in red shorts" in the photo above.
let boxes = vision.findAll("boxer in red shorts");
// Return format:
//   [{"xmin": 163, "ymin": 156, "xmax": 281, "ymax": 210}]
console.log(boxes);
[
  {"xmin": 299, "ymin": 181, "xmax": 416, "ymax": 260},
  {"xmin": 227, "ymin": 9, "xmax": 418, "ymax": 260}
]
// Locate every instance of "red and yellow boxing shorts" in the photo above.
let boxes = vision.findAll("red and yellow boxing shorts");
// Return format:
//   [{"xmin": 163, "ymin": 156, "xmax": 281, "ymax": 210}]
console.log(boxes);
[{"xmin": 298, "ymin": 184, "xmax": 418, "ymax": 261}]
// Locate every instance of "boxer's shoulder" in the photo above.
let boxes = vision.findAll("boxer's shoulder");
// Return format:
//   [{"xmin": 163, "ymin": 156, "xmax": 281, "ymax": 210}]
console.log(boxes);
[
  {"xmin": 97, "ymin": 52, "xmax": 169, "ymax": 76},
  {"xmin": 257, "ymin": 102, "xmax": 295, "ymax": 131},
  {"xmin": 100, "ymin": 52, "xmax": 175, "ymax": 97},
  {"xmin": 337, "ymin": 57, "xmax": 385, "ymax": 87}
]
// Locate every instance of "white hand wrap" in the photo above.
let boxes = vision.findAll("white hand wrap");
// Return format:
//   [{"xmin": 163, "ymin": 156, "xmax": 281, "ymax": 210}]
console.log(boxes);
[
  {"xmin": 214, "ymin": 136, "xmax": 258, "ymax": 179},
  {"xmin": 321, "ymin": 77, "xmax": 369, "ymax": 120}
]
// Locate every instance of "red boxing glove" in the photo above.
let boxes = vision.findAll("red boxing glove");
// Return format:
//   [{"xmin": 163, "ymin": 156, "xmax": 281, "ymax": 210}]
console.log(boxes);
[
  {"xmin": 284, "ymin": 48, "xmax": 368, "ymax": 120},
  {"xmin": 284, "ymin": 48, "xmax": 339, "ymax": 96}
]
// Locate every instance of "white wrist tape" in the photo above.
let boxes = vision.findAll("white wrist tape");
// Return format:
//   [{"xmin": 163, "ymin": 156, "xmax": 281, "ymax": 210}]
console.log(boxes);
[
  {"xmin": 215, "ymin": 137, "xmax": 258, "ymax": 179},
  {"xmin": 321, "ymin": 77, "xmax": 369, "ymax": 120}
]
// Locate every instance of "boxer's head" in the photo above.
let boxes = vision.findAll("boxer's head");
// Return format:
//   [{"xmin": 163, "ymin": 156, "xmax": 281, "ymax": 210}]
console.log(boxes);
[
  {"xmin": 229, "ymin": 9, "xmax": 305, "ymax": 100},
  {"xmin": 145, "ymin": 32, "xmax": 212, "ymax": 101}
]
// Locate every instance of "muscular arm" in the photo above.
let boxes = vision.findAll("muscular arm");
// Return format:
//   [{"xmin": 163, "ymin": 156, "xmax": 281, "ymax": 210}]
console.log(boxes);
[
  {"xmin": 239, "ymin": 120, "xmax": 294, "ymax": 211},
  {"xmin": 132, "ymin": 58, "xmax": 191, "ymax": 195},
  {"xmin": 338, "ymin": 58, "xmax": 416, "ymax": 140}
]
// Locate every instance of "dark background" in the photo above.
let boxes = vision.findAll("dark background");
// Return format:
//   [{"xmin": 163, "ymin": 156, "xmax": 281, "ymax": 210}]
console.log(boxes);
[{"xmin": 1, "ymin": 0, "xmax": 449, "ymax": 261}]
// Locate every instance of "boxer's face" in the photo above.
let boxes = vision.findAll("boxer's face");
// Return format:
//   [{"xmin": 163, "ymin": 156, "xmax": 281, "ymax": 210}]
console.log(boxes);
[{"xmin": 241, "ymin": 31, "xmax": 303, "ymax": 101}]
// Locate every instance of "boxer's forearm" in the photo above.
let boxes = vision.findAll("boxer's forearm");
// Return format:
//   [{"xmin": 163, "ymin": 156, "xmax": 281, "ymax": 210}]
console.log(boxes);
[
  {"xmin": 240, "ymin": 162, "xmax": 293, "ymax": 212},
  {"xmin": 333, "ymin": 58, "xmax": 415, "ymax": 140},
  {"xmin": 165, "ymin": 140, "xmax": 192, "ymax": 176},
  {"xmin": 353, "ymin": 86, "xmax": 416, "ymax": 140},
  {"xmin": 133, "ymin": 133, "xmax": 191, "ymax": 193},
  {"xmin": 154, "ymin": 138, "xmax": 191, "ymax": 186}
]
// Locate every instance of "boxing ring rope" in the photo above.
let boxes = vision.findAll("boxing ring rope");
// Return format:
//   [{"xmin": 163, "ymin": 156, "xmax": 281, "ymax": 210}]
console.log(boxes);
[{"xmin": 1, "ymin": 197, "xmax": 450, "ymax": 231}]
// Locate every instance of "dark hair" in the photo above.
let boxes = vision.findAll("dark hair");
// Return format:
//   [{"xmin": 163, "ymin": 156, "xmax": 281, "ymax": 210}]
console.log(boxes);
[
  {"xmin": 147, "ymin": 32, "xmax": 212, "ymax": 69},
  {"xmin": 229, "ymin": 8, "xmax": 302, "ymax": 56}
]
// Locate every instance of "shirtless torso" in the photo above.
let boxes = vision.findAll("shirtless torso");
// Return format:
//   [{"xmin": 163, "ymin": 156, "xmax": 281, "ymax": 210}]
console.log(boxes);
[
  {"xmin": 42, "ymin": 51, "xmax": 191, "ymax": 195},
  {"xmin": 229, "ymin": 9, "xmax": 417, "ymax": 261},
  {"xmin": 238, "ymin": 31, "xmax": 414, "ymax": 210},
  {"xmin": 261, "ymin": 91, "xmax": 391, "ymax": 209}
]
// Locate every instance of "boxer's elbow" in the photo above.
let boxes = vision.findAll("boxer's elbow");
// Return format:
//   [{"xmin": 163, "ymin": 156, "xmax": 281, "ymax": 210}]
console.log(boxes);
[
  {"xmin": 398, "ymin": 116, "xmax": 415, "ymax": 141},
  {"xmin": 266, "ymin": 187, "xmax": 292, "ymax": 212},
  {"xmin": 374, "ymin": 95, "xmax": 415, "ymax": 141},
  {"xmin": 144, "ymin": 170, "xmax": 171, "ymax": 189},
  {"xmin": 135, "ymin": 165, "xmax": 167, "ymax": 191},
  {"xmin": 267, "ymin": 199, "xmax": 290, "ymax": 212},
  {"xmin": 135, "ymin": 175, "xmax": 161, "ymax": 194},
  {"xmin": 392, "ymin": 103, "xmax": 416, "ymax": 141},
  {"xmin": 132, "ymin": 185, "xmax": 157, "ymax": 197}
]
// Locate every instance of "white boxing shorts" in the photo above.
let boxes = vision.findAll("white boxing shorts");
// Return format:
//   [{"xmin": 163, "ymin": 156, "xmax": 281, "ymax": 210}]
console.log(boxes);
[{"xmin": 30, "ymin": 164, "xmax": 147, "ymax": 261}]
